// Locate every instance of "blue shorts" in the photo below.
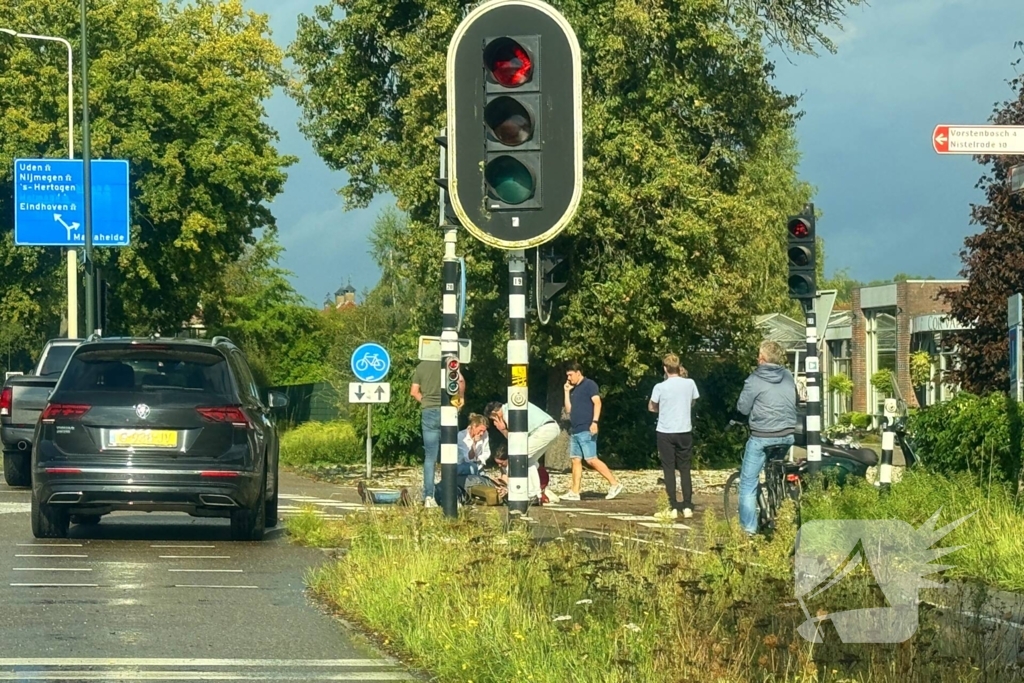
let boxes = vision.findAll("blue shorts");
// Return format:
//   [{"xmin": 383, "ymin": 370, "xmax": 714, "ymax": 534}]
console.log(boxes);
[{"xmin": 569, "ymin": 431, "xmax": 598, "ymax": 460}]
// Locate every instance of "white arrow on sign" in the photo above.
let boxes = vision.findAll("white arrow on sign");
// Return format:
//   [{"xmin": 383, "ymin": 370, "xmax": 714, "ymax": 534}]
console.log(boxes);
[
  {"xmin": 348, "ymin": 382, "xmax": 391, "ymax": 404},
  {"xmin": 53, "ymin": 213, "xmax": 80, "ymax": 241}
]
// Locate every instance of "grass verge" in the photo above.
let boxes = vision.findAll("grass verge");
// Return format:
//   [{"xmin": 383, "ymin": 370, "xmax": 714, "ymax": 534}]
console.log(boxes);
[
  {"xmin": 288, "ymin": 502, "xmax": 1016, "ymax": 682},
  {"xmin": 279, "ymin": 420, "xmax": 361, "ymax": 467},
  {"xmin": 801, "ymin": 468, "xmax": 1024, "ymax": 592}
]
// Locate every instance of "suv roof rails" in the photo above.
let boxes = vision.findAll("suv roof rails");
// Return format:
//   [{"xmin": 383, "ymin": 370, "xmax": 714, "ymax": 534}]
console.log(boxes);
[{"xmin": 211, "ymin": 336, "xmax": 232, "ymax": 347}]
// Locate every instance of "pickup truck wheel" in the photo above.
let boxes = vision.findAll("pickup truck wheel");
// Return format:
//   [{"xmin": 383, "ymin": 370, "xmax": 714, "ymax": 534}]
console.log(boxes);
[
  {"xmin": 230, "ymin": 469, "xmax": 266, "ymax": 541},
  {"xmin": 3, "ymin": 451, "xmax": 30, "ymax": 488},
  {"xmin": 31, "ymin": 491, "xmax": 69, "ymax": 539}
]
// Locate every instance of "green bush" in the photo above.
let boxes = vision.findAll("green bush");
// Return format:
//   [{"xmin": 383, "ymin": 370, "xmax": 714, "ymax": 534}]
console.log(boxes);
[
  {"xmin": 280, "ymin": 420, "xmax": 362, "ymax": 467},
  {"xmin": 839, "ymin": 411, "xmax": 872, "ymax": 430},
  {"xmin": 870, "ymin": 369, "xmax": 895, "ymax": 396},
  {"xmin": 827, "ymin": 372, "xmax": 853, "ymax": 396},
  {"xmin": 907, "ymin": 392, "xmax": 1022, "ymax": 484}
]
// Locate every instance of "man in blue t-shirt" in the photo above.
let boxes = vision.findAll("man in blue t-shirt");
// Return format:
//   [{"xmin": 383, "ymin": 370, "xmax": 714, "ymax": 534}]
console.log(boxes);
[
  {"xmin": 649, "ymin": 353, "xmax": 699, "ymax": 519},
  {"xmin": 561, "ymin": 362, "xmax": 623, "ymax": 501}
]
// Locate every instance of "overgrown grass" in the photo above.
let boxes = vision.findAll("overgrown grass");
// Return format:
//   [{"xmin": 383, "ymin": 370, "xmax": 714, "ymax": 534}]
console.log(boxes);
[
  {"xmin": 279, "ymin": 420, "xmax": 361, "ymax": 467},
  {"xmin": 288, "ymin": 503, "xmax": 1016, "ymax": 682},
  {"xmin": 801, "ymin": 468, "xmax": 1024, "ymax": 592}
]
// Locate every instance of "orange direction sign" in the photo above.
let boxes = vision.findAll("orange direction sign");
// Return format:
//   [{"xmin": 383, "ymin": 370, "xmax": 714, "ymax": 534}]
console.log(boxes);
[{"xmin": 933, "ymin": 125, "xmax": 1024, "ymax": 155}]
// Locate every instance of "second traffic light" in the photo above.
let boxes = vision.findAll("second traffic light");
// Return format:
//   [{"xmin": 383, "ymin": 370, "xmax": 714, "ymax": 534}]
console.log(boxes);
[
  {"xmin": 446, "ymin": 0, "xmax": 582, "ymax": 250},
  {"xmin": 787, "ymin": 204, "xmax": 816, "ymax": 300},
  {"xmin": 444, "ymin": 355, "xmax": 461, "ymax": 396}
]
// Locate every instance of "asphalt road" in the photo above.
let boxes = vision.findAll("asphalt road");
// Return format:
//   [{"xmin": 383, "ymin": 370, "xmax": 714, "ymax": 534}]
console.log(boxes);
[{"xmin": 0, "ymin": 476, "xmax": 415, "ymax": 682}]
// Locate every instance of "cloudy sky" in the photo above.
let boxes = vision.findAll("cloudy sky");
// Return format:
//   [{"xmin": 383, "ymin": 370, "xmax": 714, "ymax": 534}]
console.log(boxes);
[{"xmin": 248, "ymin": 0, "xmax": 1024, "ymax": 304}]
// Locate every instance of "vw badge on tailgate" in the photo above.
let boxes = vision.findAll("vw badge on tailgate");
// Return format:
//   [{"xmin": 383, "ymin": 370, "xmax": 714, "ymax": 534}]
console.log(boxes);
[{"xmin": 135, "ymin": 403, "xmax": 151, "ymax": 419}]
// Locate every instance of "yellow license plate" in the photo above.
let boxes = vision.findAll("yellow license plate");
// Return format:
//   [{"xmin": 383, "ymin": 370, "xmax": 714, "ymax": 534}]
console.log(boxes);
[{"xmin": 109, "ymin": 429, "xmax": 177, "ymax": 448}]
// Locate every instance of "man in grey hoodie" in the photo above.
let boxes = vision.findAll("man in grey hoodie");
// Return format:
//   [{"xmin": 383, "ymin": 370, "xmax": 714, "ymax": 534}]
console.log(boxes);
[{"xmin": 735, "ymin": 340, "xmax": 798, "ymax": 535}]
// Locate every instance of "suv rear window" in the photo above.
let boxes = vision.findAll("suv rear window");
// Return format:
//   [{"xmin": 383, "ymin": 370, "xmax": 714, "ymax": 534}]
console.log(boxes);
[{"xmin": 58, "ymin": 345, "xmax": 236, "ymax": 396}]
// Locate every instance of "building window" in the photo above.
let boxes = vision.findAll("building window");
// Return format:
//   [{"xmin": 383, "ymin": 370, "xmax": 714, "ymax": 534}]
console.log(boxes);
[
  {"xmin": 827, "ymin": 339, "xmax": 851, "ymax": 419},
  {"xmin": 865, "ymin": 308, "xmax": 897, "ymax": 418}
]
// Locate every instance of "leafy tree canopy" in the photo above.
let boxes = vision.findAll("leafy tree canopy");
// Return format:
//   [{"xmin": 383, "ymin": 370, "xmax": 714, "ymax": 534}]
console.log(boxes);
[
  {"xmin": 0, "ymin": 0, "xmax": 294, "ymax": 342},
  {"xmin": 943, "ymin": 43, "xmax": 1024, "ymax": 393},
  {"xmin": 288, "ymin": 0, "xmax": 862, "ymax": 463}
]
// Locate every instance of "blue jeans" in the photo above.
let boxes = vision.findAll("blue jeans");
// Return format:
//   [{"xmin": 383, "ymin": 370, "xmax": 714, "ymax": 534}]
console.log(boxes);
[
  {"xmin": 738, "ymin": 434, "xmax": 795, "ymax": 534},
  {"xmin": 421, "ymin": 408, "xmax": 441, "ymax": 500},
  {"xmin": 569, "ymin": 431, "xmax": 598, "ymax": 460}
]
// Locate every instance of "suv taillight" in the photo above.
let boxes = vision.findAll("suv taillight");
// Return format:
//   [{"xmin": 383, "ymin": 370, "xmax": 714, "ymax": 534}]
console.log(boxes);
[
  {"xmin": 0, "ymin": 387, "xmax": 11, "ymax": 416},
  {"xmin": 41, "ymin": 403, "xmax": 91, "ymax": 420},
  {"xmin": 196, "ymin": 406, "xmax": 250, "ymax": 427}
]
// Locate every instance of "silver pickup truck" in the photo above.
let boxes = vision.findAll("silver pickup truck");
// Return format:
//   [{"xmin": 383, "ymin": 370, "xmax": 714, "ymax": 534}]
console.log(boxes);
[{"xmin": 1, "ymin": 339, "xmax": 81, "ymax": 487}]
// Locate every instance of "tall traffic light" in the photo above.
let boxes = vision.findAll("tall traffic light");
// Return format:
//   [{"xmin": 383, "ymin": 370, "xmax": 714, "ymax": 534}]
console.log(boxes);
[
  {"xmin": 787, "ymin": 204, "xmax": 816, "ymax": 300},
  {"xmin": 446, "ymin": 0, "xmax": 582, "ymax": 250}
]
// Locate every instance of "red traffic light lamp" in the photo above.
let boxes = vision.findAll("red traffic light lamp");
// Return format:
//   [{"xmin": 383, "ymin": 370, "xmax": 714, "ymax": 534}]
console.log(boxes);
[
  {"xmin": 786, "ymin": 205, "xmax": 816, "ymax": 301},
  {"xmin": 445, "ymin": 356, "xmax": 461, "ymax": 395}
]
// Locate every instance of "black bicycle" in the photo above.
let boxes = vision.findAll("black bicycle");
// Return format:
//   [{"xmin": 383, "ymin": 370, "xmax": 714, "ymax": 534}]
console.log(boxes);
[
  {"xmin": 723, "ymin": 404, "xmax": 921, "ymax": 535},
  {"xmin": 722, "ymin": 423, "xmax": 801, "ymax": 534}
]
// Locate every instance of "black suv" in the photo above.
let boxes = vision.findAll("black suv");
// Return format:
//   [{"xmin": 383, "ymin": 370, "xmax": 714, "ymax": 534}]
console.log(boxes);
[{"xmin": 30, "ymin": 336, "xmax": 286, "ymax": 541}]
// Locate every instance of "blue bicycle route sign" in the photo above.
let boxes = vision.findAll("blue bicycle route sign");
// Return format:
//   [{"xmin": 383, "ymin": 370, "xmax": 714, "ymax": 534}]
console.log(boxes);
[
  {"xmin": 351, "ymin": 343, "xmax": 391, "ymax": 383},
  {"xmin": 13, "ymin": 158, "xmax": 130, "ymax": 247}
]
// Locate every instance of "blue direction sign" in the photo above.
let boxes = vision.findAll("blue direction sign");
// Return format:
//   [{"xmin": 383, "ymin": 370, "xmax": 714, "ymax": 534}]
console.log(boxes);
[
  {"xmin": 351, "ymin": 343, "xmax": 391, "ymax": 383},
  {"xmin": 13, "ymin": 158, "xmax": 130, "ymax": 247}
]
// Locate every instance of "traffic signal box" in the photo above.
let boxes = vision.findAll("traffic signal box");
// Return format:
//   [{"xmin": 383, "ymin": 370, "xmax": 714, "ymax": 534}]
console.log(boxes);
[
  {"xmin": 446, "ymin": 0, "xmax": 582, "ymax": 250},
  {"xmin": 787, "ymin": 204, "xmax": 816, "ymax": 300}
]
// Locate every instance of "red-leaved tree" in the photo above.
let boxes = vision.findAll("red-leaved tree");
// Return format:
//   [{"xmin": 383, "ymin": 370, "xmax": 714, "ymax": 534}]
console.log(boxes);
[{"xmin": 942, "ymin": 43, "xmax": 1024, "ymax": 394}]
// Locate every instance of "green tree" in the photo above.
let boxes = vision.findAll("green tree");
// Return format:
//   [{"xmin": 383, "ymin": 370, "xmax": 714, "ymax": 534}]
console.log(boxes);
[
  {"xmin": 201, "ymin": 230, "xmax": 329, "ymax": 387},
  {"xmin": 289, "ymin": 0, "xmax": 863, "ymax": 465},
  {"xmin": 0, "ymin": 0, "xmax": 294, "ymax": 343}
]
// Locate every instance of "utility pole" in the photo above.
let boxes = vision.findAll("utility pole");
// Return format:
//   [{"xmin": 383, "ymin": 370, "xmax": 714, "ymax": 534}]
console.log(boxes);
[
  {"xmin": 81, "ymin": 0, "xmax": 97, "ymax": 337},
  {"xmin": 787, "ymin": 204, "xmax": 821, "ymax": 474},
  {"xmin": 506, "ymin": 250, "xmax": 530, "ymax": 514},
  {"xmin": 436, "ymin": 128, "xmax": 460, "ymax": 518}
]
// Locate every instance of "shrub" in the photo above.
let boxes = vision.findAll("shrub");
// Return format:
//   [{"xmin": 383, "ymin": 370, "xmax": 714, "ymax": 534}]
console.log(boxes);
[
  {"xmin": 870, "ymin": 369, "xmax": 895, "ymax": 396},
  {"xmin": 910, "ymin": 350, "xmax": 932, "ymax": 388},
  {"xmin": 280, "ymin": 420, "xmax": 362, "ymax": 467},
  {"xmin": 827, "ymin": 372, "xmax": 853, "ymax": 396},
  {"xmin": 907, "ymin": 391, "xmax": 1022, "ymax": 484},
  {"xmin": 839, "ymin": 411, "xmax": 872, "ymax": 430}
]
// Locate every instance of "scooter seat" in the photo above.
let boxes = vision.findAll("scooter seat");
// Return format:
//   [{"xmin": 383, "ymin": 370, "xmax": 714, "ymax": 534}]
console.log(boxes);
[{"xmin": 822, "ymin": 444, "xmax": 878, "ymax": 467}]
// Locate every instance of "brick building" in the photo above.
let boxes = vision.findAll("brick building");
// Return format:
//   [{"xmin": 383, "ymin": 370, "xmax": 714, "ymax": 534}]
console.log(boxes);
[
  {"xmin": 849, "ymin": 280, "xmax": 966, "ymax": 416},
  {"xmin": 758, "ymin": 279, "xmax": 968, "ymax": 428}
]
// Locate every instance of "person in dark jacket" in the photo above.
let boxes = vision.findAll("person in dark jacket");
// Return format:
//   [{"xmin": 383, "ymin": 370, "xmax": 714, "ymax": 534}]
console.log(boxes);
[{"xmin": 735, "ymin": 340, "xmax": 798, "ymax": 535}]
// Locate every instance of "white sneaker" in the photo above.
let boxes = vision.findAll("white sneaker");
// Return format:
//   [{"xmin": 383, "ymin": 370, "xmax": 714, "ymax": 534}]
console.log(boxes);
[
  {"xmin": 605, "ymin": 483, "xmax": 623, "ymax": 500},
  {"xmin": 682, "ymin": 507, "xmax": 693, "ymax": 519},
  {"xmin": 656, "ymin": 508, "xmax": 678, "ymax": 520},
  {"xmin": 543, "ymin": 488, "xmax": 560, "ymax": 503},
  {"xmin": 561, "ymin": 490, "xmax": 581, "ymax": 501},
  {"xmin": 424, "ymin": 498, "xmax": 438, "ymax": 508}
]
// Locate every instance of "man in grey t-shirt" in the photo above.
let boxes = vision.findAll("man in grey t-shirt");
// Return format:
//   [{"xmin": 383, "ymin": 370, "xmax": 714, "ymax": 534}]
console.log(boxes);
[{"xmin": 648, "ymin": 353, "xmax": 700, "ymax": 518}]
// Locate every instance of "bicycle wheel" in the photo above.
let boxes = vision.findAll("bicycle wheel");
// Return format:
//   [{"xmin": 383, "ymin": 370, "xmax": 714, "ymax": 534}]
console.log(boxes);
[{"xmin": 355, "ymin": 358, "xmax": 369, "ymax": 372}]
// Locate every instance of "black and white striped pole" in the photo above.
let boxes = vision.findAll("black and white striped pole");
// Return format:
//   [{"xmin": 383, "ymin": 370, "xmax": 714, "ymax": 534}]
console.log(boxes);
[
  {"xmin": 507, "ymin": 250, "xmax": 530, "ymax": 516},
  {"xmin": 437, "ymin": 128, "xmax": 460, "ymax": 518},
  {"xmin": 877, "ymin": 398, "xmax": 896, "ymax": 491},
  {"xmin": 804, "ymin": 303, "xmax": 822, "ymax": 475}
]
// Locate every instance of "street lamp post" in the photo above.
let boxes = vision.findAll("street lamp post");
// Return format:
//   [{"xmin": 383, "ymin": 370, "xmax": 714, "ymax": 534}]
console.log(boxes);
[{"xmin": 1, "ymin": 28, "xmax": 78, "ymax": 339}]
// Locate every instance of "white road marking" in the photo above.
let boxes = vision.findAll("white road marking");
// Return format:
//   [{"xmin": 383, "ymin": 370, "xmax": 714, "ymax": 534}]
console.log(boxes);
[
  {"xmin": 167, "ymin": 569, "xmax": 243, "ymax": 573},
  {"xmin": 0, "ymin": 502, "xmax": 31, "ymax": 514},
  {"xmin": 0, "ymin": 673, "xmax": 415, "ymax": 681},
  {"xmin": 173, "ymin": 584, "xmax": 259, "ymax": 589},
  {"xmin": 637, "ymin": 522, "xmax": 691, "ymax": 530},
  {"xmin": 150, "ymin": 545, "xmax": 216, "ymax": 549},
  {"xmin": 158, "ymin": 556, "xmax": 230, "ymax": 560},
  {"xmin": 608, "ymin": 515, "xmax": 660, "ymax": 522},
  {"xmin": 17, "ymin": 543, "xmax": 83, "ymax": 547},
  {"xmin": 9, "ymin": 583, "xmax": 99, "ymax": 587},
  {"xmin": 541, "ymin": 507, "xmax": 594, "ymax": 512},
  {"xmin": 12, "ymin": 568, "xmax": 92, "ymax": 572},
  {"xmin": 15, "ymin": 554, "xmax": 88, "ymax": 558},
  {"xmin": 0, "ymin": 658, "xmax": 398, "ymax": 667}
]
